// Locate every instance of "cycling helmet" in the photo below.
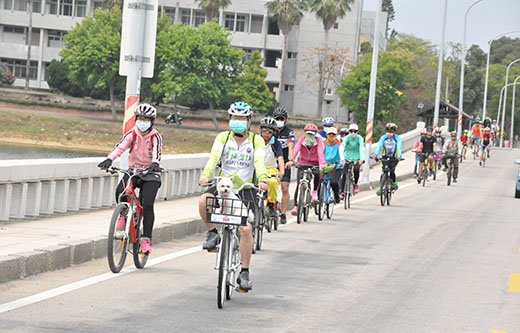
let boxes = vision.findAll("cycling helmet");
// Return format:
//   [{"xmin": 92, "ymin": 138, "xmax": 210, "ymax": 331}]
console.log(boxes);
[
  {"xmin": 463, "ymin": 129, "xmax": 468, "ymax": 133},
  {"xmin": 304, "ymin": 123, "xmax": 318, "ymax": 133},
  {"xmin": 450, "ymin": 131, "xmax": 457, "ymax": 137},
  {"xmin": 326, "ymin": 126, "xmax": 337, "ymax": 135},
  {"xmin": 348, "ymin": 123, "xmax": 359, "ymax": 131},
  {"xmin": 272, "ymin": 107, "xmax": 288, "ymax": 119},
  {"xmin": 134, "ymin": 103, "xmax": 157, "ymax": 119},
  {"xmin": 339, "ymin": 127, "xmax": 349, "ymax": 135},
  {"xmin": 260, "ymin": 116, "xmax": 277, "ymax": 129},
  {"xmin": 385, "ymin": 122, "xmax": 397, "ymax": 132},
  {"xmin": 228, "ymin": 101, "xmax": 253, "ymax": 118},
  {"xmin": 322, "ymin": 117, "xmax": 335, "ymax": 126},
  {"xmin": 426, "ymin": 126, "xmax": 433, "ymax": 132},
  {"xmin": 484, "ymin": 127, "xmax": 491, "ymax": 131}
]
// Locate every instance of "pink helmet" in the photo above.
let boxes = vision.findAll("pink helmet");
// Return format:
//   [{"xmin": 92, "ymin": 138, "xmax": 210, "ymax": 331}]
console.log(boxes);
[{"xmin": 304, "ymin": 123, "xmax": 318, "ymax": 133}]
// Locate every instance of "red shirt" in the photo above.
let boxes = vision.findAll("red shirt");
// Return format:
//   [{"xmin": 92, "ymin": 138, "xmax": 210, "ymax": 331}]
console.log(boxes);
[{"xmin": 460, "ymin": 135, "xmax": 468, "ymax": 144}]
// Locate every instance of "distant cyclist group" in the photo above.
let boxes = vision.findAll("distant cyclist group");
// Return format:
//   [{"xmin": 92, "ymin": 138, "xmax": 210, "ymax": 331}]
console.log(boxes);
[{"xmin": 95, "ymin": 101, "xmax": 494, "ymax": 308}]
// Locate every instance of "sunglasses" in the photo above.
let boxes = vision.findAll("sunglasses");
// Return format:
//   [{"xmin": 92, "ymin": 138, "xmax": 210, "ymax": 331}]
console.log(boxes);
[
  {"xmin": 349, "ymin": 130, "xmax": 358, "ymax": 133},
  {"xmin": 274, "ymin": 117, "xmax": 286, "ymax": 121},
  {"xmin": 261, "ymin": 128, "xmax": 274, "ymax": 133},
  {"xmin": 327, "ymin": 133, "xmax": 336, "ymax": 136}
]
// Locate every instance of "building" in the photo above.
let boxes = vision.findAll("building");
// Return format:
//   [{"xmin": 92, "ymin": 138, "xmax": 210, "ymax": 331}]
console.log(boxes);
[
  {"xmin": 360, "ymin": 10, "xmax": 388, "ymax": 51},
  {"xmin": 0, "ymin": 0, "xmax": 386, "ymax": 119}
]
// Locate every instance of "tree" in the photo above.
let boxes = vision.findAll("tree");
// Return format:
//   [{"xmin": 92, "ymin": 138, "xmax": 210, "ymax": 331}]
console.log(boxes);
[
  {"xmin": 61, "ymin": 7, "xmax": 123, "ymax": 119},
  {"xmin": 359, "ymin": 40, "xmax": 372, "ymax": 56},
  {"xmin": 47, "ymin": 59, "xmax": 87, "ymax": 96},
  {"xmin": 310, "ymin": 0, "xmax": 354, "ymax": 119},
  {"xmin": 229, "ymin": 51, "xmax": 277, "ymax": 114},
  {"xmin": 265, "ymin": 0, "xmax": 308, "ymax": 104},
  {"xmin": 195, "ymin": 0, "xmax": 231, "ymax": 22},
  {"xmin": 382, "ymin": 0, "xmax": 395, "ymax": 37}
]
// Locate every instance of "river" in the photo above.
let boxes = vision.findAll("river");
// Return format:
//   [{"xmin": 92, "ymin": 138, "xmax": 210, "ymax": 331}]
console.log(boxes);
[{"xmin": 0, "ymin": 143, "xmax": 104, "ymax": 160}]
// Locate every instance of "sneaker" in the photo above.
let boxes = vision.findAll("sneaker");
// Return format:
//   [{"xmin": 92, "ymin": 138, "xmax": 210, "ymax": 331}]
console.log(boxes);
[
  {"xmin": 487, "ymin": 152, "xmax": 490, "ymax": 158},
  {"xmin": 453, "ymin": 178, "xmax": 457, "ymax": 183},
  {"xmin": 417, "ymin": 177, "xmax": 421, "ymax": 184},
  {"xmin": 479, "ymin": 161, "xmax": 482, "ymax": 166},
  {"xmin": 116, "ymin": 216, "xmax": 125, "ymax": 230},
  {"xmin": 202, "ymin": 230, "xmax": 220, "ymax": 251},
  {"xmin": 140, "ymin": 238, "xmax": 152, "ymax": 253},
  {"xmin": 392, "ymin": 182, "xmax": 398, "ymax": 190},
  {"xmin": 280, "ymin": 214, "xmax": 287, "ymax": 224},
  {"xmin": 354, "ymin": 184, "xmax": 360, "ymax": 194},
  {"xmin": 340, "ymin": 192, "xmax": 344, "ymax": 200},
  {"xmin": 442, "ymin": 167, "xmax": 447, "ymax": 172},
  {"xmin": 312, "ymin": 191, "xmax": 318, "ymax": 202},
  {"xmin": 237, "ymin": 270, "xmax": 252, "ymax": 291},
  {"xmin": 290, "ymin": 206, "xmax": 298, "ymax": 216},
  {"xmin": 376, "ymin": 188, "xmax": 381, "ymax": 196}
]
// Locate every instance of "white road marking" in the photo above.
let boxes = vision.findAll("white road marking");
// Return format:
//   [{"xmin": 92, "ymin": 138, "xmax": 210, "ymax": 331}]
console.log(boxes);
[{"xmin": 0, "ymin": 174, "xmax": 432, "ymax": 314}]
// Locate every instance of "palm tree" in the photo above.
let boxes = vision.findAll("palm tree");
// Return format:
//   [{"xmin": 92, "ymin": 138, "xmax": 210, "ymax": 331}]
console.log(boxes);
[
  {"xmin": 195, "ymin": 0, "xmax": 231, "ymax": 23},
  {"xmin": 266, "ymin": 0, "xmax": 308, "ymax": 104},
  {"xmin": 310, "ymin": 0, "xmax": 353, "ymax": 118}
]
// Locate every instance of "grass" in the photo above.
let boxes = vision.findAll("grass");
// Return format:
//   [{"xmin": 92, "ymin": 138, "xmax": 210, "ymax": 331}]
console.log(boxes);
[{"xmin": 0, "ymin": 109, "xmax": 215, "ymax": 154}]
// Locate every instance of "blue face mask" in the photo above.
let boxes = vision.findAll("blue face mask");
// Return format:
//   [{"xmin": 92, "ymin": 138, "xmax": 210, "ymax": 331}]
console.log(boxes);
[
  {"xmin": 229, "ymin": 120, "xmax": 248, "ymax": 133},
  {"xmin": 136, "ymin": 120, "xmax": 151, "ymax": 132}
]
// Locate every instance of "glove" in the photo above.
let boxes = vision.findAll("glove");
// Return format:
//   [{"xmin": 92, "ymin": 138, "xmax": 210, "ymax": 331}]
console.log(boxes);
[
  {"xmin": 149, "ymin": 162, "xmax": 162, "ymax": 172},
  {"xmin": 98, "ymin": 158, "xmax": 112, "ymax": 170}
]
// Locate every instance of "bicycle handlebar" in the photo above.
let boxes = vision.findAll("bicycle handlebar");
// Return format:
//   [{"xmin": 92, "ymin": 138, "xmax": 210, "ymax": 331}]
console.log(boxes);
[
  {"xmin": 293, "ymin": 163, "xmax": 320, "ymax": 169},
  {"xmin": 106, "ymin": 166, "xmax": 163, "ymax": 176}
]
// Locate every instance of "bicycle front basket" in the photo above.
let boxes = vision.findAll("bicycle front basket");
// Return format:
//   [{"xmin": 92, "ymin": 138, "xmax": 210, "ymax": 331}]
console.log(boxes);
[{"xmin": 206, "ymin": 197, "xmax": 251, "ymax": 226}]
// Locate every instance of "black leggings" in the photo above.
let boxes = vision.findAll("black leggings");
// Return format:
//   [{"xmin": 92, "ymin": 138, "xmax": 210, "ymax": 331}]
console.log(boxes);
[
  {"xmin": 329, "ymin": 169, "xmax": 342, "ymax": 202},
  {"xmin": 294, "ymin": 166, "xmax": 320, "ymax": 205},
  {"xmin": 116, "ymin": 174, "xmax": 161, "ymax": 240}
]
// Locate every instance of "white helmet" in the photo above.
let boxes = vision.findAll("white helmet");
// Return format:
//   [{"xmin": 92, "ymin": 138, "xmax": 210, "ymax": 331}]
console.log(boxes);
[
  {"xmin": 134, "ymin": 103, "xmax": 157, "ymax": 119},
  {"xmin": 348, "ymin": 123, "xmax": 359, "ymax": 131},
  {"xmin": 228, "ymin": 101, "xmax": 253, "ymax": 117}
]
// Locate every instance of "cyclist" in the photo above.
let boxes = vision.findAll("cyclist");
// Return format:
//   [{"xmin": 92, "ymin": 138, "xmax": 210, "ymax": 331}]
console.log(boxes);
[
  {"xmin": 341, "ymin": 123, "xmax": 364, "ymax": 194},
  {"xmin": 97, "ymin": 103, "xmax": 163, "ymax": 253},
  {"xmin": 470, "ymin": 121, "xmax": 482, "ymax": 147},
  {"xmin": 291, "ymin": 123, "xmax": 326, "ymax": 215},
  {"xmin": 460, "ymin": 129, "xmax": 469, "ymax": 158},
  {"xmin": 480, "ymin": 127, "xmax": 492, "ymax": 165},
  {"xmin": 418, "ymin": 126, "xmax": 437, "ymax": 183},
  {"xmin": 338, "ymin": 127, "xmax": 349, "ymax": 142},
  {"xmin": 316, "ymin": 117, "xmax": 335, "ymax": 141},
  {"xmin": 483, "ymin": 117, "xmax": 492, "ymax": 129},
  {"xmin": 272, "ymin": 107, "xmax": 295, "ymax": 225},
  {"xmin": 372, "ymin": 123, "xmax": 402, "ymax": 194},
  {"xmin": 412, "ymin": 129, "xmax": 426, "ymax": 177},
  {"xmin": 260, "ymin": 116, "xmax": 285, "ymax": 217},
  {"xmin": 198, "ymin": 101, "xmax": 268, "ymax": 291},
  {"xmin": 322, "ymin": 126, "xmax": 343, "ymax": 204},
  {"xmin": 442, "ymin": 131, "xmax": 460, "ymax": 183}
]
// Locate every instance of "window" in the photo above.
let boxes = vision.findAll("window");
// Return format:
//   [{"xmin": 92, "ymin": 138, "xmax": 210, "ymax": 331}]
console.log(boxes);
[
  {"xmin": 4, "ymin": 0, "xmax": 13, "ymax": 10},
  {"xmin": 48, "ymin": 30, "xmax": 66, "ymax": 48},
  {"xmin": 250, "ymin": 15, "xmax": 263, "ymax": 33},
  {"xmin": 180, "ymin": 9, "xmax": 190, "ymax": 24},
  {"xmin": 326, "ymin": 88, "xmax": 333, "ymax": 95},
  {"xmin": 284, "ymin": 85, "xmax": 294, "ymax": 92},
  {"xmin": 2, "ymin": 25, "xmax": 25, "ymax": 44},
  {"xmin": 33, "ymin": 0, "xmax": 42, "ymax": 13},
  {"xmin": 59, "ymin": 0, "xmax": 72, "ymax": 16},
  {"xmin": 75, "ymin": 0, "xmax": 86, "ymax": 17},
  {"xmin": 267, "ymin": 17, "xmax": 279, "ymax": 35},
  {"xmin": 46, "ymin": 0, "xmax": 57, "ymax": 14},
  {"xmin": 242, "ymin": 48, "xmax": 252, "ymax": 61},
  {"xmin": 44, "ymin": 62, "xmax": 50, "ymax": 80},
  {"xmin": 224, "ymin": 13, "xmax": 234, "ymax": 30},
  {"xmin": 26, "ymin": 28, "xmax": 40, "ymax": 46},
  {"xmin": 288, "ymin": 52, "xmax": 297, "ymax": 59},
  {"xmin": 264, "ymin": 50, "xmax": 281, "ymax": 68},
  {"xmin": 14, "ymin": 0, "xmax": 27, "ymax": 11},
  {"xmin": 0, "ymin": 58, "xmax": 38, "ymax": 79},
  {"xmin": 334, "ymin": 22, "xmax": 339, "ymax": 29},
  {"xmin": 93, "ymin": 0, "xmax": 103, "ymax": 10},
  {"xmin": 163, "ymin": 6, "xmax": 175, "ymax": 21},
  {"xmin": 235, "ymin": 14, "xmax": 247, "ymax": 32},
  {"xmin": 194, "ymin": 11, "xmax": 205, "ymax": 26}
]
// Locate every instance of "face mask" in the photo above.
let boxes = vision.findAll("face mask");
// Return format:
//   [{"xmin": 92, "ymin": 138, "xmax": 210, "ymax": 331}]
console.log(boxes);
[
  {"xmin": 304, "ymin": 134, "xmax": 315, "ymax": 147},
  {"xmin": 136, "ymin": 120, "xmax": 151, "ymax": 132},
  {"xmin": 229, "ymin": 120, "xmax": 247, "ymax": 133},
  {"xmin": 387, "ymin": 133, "xmax": 394, "ymax": 139},
  {"xmin": 276, "ymin": 120, "xmax": 285, "ymax": 129},
  {"xmin": 350, "ymin": 133, "xmax": 357, "ymax": 139}
]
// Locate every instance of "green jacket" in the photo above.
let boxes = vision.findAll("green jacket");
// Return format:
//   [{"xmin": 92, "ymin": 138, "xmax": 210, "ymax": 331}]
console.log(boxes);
[{"xmin": 343, "ymin": 134, "xmax": 365, "ymax": 161}]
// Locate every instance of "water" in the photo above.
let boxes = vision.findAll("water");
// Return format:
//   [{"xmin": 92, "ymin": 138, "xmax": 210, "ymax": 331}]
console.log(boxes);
[{"xmin": 0, "ymin": 143, "xmax": 104, "ymax": 160}]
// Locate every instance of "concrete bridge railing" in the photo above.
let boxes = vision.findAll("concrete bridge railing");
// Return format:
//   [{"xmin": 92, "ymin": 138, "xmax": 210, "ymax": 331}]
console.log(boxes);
[{"xmin": 0, "ymin": 123, "xmax": 426, "ymax": 222}]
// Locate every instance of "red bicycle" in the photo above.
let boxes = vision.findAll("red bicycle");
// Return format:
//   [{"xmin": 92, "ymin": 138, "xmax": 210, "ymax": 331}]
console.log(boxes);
[{"xmin": 106, "ymin": 166, "xmax": 156, "ymax": 273}]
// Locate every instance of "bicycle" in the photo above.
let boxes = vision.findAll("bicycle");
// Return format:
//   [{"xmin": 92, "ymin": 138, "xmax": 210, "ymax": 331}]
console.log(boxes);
[
  {"xmin": 432, "ymin": 152, "xmax": 441, "ymax": 181},
  {"xmin": 342, "ymin": 161, "xmax": 356, "ymax": 210},
  {"xmin": 445, "ymin": 154, "xmax": 457, "ymax": 186},
  {"xmin": 317, "ymin": 163, "xmax": 337, "ymax": 220},
  {"xmin": 472, "ymin": 138, "xmax": 479, "ymax": 160},
  {"xmin": 252, "ymin": 185, "xmax": 266, "ymax": 253},
  {"xmin": 420, "ymin": 153, "xmax": 434, "ymax": 187},
  {"xmin": 105, "ymin": 166, "xmax": 159, "ymax": 273},
  {"xmin": 265, "ymin": 174, "xmax": 281, "ymax": 233},
  {"xmin": 375, "ymin": 156, "xmax": 402, "ymax": 206},
  {"xmin": 205, "ymin": 183, "xmax": 253, "ymax": 309},
  {"xmin": 294, "ymin": 164, "xmax": 319, "ymax": 224},
  {"xmin": 480, "ymin": 145, "xmax": 487, "ymax": 167}
]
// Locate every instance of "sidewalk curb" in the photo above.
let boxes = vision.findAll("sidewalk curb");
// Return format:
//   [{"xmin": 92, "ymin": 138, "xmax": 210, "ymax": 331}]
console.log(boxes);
[{"xmin": 0, "ymin": 172, "xmax": 416, "ymax": 284}]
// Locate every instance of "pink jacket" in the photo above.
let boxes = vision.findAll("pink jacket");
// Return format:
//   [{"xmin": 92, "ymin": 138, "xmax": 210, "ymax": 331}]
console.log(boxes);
[
  {"xmin": 293, "ymin": 135, "xmax": 326, "ymax": 166},
  {"xmin": 108, "ymin": 128, "xmax": 162, "ymax": 170},
  {"xmin": 412, "ymin": 137, "xmax": 422, "ymax": 153}
]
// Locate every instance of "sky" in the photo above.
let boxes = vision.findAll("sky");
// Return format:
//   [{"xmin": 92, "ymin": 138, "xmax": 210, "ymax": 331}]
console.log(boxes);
[{"xmin": 363, "ymin": 0, "xmax": 520, "ymax": 51}]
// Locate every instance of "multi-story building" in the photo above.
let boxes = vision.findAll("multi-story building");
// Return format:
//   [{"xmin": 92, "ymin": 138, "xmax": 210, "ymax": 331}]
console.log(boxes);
[{"xmin": 0, "ymin": 0, "xmax": 386, "ymax": 119}]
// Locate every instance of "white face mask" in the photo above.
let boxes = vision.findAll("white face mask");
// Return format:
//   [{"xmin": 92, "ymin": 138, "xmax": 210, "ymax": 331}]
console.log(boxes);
[
  {"xmin": 304, "ymin": 134, "xmax": 315, "ymax": 147},
  {"xmin": 350, "ymin": 133, "xmax": 357, "ymax": 139},
  {"xmin": 136, "ymin": 120, "xmax": 151, "ymax": 132},
  {"xmin": 276, "ymin": 120, "xmax": 285, "ymax": 128}
]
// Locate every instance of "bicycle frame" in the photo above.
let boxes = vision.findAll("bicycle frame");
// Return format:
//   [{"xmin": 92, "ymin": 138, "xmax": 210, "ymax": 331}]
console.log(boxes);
[{"xmin": 113, "ymin": 168, "xmax": 145, "ymax": 244}]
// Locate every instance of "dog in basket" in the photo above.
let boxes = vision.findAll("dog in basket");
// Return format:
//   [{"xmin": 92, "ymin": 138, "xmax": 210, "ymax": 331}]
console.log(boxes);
[{"xmin": 215, "ymin": 176, "xmax": 252, "ymax": 221}]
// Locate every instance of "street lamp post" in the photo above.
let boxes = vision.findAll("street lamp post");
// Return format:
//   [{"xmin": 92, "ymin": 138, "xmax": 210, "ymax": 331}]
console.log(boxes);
[
  {"xmin": 500, "ymin": 58, "xmax": 520, "ymax": 147},
  {"xmin": 482, "ymin": 31, "xmax": 520, "ymax": 119},
  {"xmin": 361, "ymin": 0, "xmax": 382, "ymax": 183},
  {"xmin": 433, "ymin": 0, "xmax": 448, "ymax": 128},
  {"xmin": 510, "ymin": 75, "xmax": 520, "ymax": 148},
  {"xmin": 336, "ymin": 58, "xmax": 349, "ymax": 121},
  {"xmin": 457, "ymin": 0, "xmax": 484, "ymax": 137}
]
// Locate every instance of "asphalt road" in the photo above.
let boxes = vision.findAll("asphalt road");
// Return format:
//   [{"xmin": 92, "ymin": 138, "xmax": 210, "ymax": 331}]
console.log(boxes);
[{"xmin": 1, "ymin": 149, "xmax": 520, "ymax": 332}]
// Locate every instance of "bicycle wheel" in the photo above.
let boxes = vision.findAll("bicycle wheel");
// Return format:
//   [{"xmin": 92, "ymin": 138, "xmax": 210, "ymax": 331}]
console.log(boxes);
[
  {"xmin": 273, "ymin": 204, "xmax": 279, "ymax": 231},
  {"xmin": 226, "ymin": 232, "xmax": 239, "ymax": 300},
  {"xmin": 343, "ymin": 176, "xmax": 350, "ymax": 210},
  {"xmin": 318, "ymin": 182, "xmax": 326, "ymax": 221},
  {"xmin": 447, "ymin": 164, "xmax": 452, "ymax": 186},
  {"xmin": 303, "ymin": 190, "xmax": 310, "ymax": 222},
  {"xmin": 133, "ymin": 211, "xmax": 149, "ymax": 269},
  {"xmin": 433, "ymin": 162, "xmax": 437, "ymax": 180},
  {"xmin": 297, "ymin": 184, "xmax": 306, "ymax": 224},
  {"xmin": 386, "ymin": 178, "xmax": 392, "ymax": 206},
  {"xmin": 348, "ymin": 178, "xmax": 354, "ymax": 208},
  {"xmin": 217, "ymin": 228, "xmax": 230, "ymax": 309},
  {"xmin": 326, "ymin": 186, "xmax": 334, "ymax": 219},
  {"xmin": 422, "ymin": 169, "xmax": 427, "ymax": 187},
  {"xmin": 256, "ymin": 207, "xmax": 264, "ymax": 251},
  {"xmin": 379, "ymin": 176, "xmax": 386, "ymax": 206},
  {"xmin": 107, "ymin": 204, "xmax": 130, "ymax": 273}
]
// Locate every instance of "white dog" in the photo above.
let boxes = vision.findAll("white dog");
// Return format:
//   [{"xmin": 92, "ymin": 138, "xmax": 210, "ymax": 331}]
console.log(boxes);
[{"xmin": 216, "ymin": 176, "xmax": 252, "ymax": 221}]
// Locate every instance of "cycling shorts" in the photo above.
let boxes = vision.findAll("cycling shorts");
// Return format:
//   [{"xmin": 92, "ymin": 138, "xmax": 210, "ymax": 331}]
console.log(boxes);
[
  {"xmin": 480, "ymin": 143, "xmax": 490, "ymax": 151},
  {"xmin": 281, "ymin": 167, "xmax": 292, "ymax": 183}
]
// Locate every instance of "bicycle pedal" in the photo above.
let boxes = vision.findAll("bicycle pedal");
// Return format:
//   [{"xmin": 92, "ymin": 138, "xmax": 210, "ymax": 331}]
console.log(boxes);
[
  {"xmin": 237, "ymin": 289, "xmax": 249, "ymax": 293},
  {"xmin": 207, "ymin": 249, "xmax": 218, "ymax": 253}
]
